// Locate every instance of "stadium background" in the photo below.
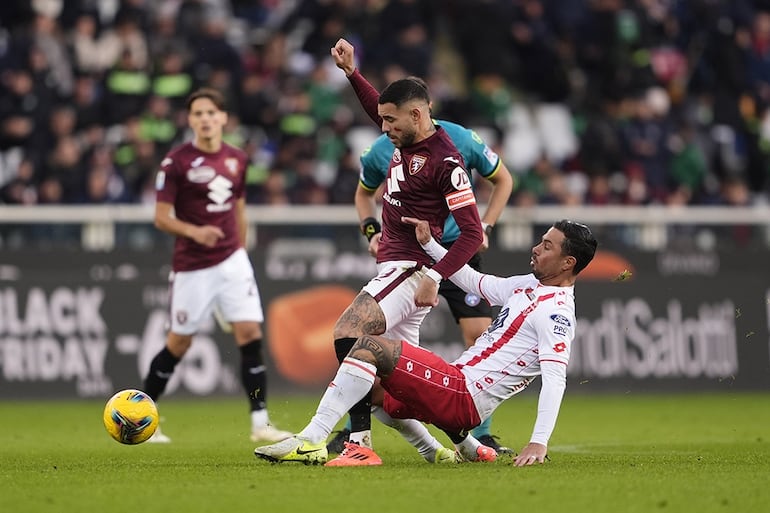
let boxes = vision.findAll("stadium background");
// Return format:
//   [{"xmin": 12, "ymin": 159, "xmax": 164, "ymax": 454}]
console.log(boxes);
[{"xmin": 1, "ymin": 0, "xmax": 769, "ymax": 398}]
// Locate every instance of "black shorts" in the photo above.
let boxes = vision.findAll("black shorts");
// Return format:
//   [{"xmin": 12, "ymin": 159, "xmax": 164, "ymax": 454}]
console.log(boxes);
[{"xmin": 438, "ymin": 246, "xmax": 492, "ymax": 323}]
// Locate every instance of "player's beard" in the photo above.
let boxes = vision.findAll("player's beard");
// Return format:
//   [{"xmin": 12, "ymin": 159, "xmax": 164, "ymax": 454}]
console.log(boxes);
[
  {"xmin": 531, "ymin": 257, "xmax": 543, "ymax": 280},
  {"xmin": 393, "ymin": 128, "xmax": 417, "ymax": 148}
]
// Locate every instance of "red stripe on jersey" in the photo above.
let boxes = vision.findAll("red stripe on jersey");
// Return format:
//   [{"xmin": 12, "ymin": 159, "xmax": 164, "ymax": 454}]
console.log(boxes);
[
  {"xmin": 478, "ymin": 275, "xmax": 492, "ymax": 305},
  {"xmin": 539, "ymin": 359, "xmax": 567, "ymax": 365},
  {"xmin": 342, "ymin": 357, "xmax": 377, "ymax": 378},
  {"xmin": 446, "ymin": 190, "xmax": 476, "ymax": 210},
  {"xmin": 373, "ymin": 267, "xmax": 417, "ymax": 302},
  {"xmin": 461, "ymin": 292, "xmax": 556, "ymax": 368}
]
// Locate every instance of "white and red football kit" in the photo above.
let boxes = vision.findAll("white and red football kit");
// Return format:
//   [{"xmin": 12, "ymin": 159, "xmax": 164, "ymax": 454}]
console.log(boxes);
[{"xmin": 382, "ymin": 237, "xmax": 575, "ymax": 446}]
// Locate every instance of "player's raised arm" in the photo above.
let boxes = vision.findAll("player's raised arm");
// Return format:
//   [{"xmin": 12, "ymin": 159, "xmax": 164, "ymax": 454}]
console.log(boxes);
[
  {"xmin": 331, "ymin": 38, "xmax": 381, "ymax": 126},
  {"xmin": 330, "ymin": 38, "xmax": 356, "ymax": 77}
]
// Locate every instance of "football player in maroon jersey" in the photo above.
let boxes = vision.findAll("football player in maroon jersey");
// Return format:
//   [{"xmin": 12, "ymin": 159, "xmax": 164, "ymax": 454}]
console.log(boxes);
[
  {"xmin": 142, "ymin": 88, "xmax": 290, "ymax": 444},
  {"xmin": 261, "ymin": 39, "xmax": 484, "ymax": 466}
]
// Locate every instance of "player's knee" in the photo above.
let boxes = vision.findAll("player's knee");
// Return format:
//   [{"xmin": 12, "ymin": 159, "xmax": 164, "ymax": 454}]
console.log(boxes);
[
  {"xmin": 167, "ymin": 334, "xmax": 193, "ymax": 357},
  {"xmin": 233, "ymin": 321, "xmax": 262, "ymax": 343}
]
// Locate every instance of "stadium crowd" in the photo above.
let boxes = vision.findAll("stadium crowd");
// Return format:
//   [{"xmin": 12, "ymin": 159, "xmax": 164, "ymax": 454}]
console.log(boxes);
[{"xmin": 1, "ymin": 0, "xmax": 770, "ymax": 208}]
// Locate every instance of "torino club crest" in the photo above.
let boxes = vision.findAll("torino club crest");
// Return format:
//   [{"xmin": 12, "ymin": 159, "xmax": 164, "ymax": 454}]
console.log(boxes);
[{"xmin": 409, "ymin": 155, "xmax": 427, "ymax": 175}]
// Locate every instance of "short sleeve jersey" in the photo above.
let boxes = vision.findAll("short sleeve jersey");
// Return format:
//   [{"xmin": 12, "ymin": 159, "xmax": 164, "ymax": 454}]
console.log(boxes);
[
  {"xmin": 360, "ymin": 120, "xmax": 501, "ymax": 243},
  {"xmin": 155, "ymin": 142, "xmax": 248, "ymax": 272},
  {"xmin": 375, "ymin": 126, "xmax": 477, "ymax": 267}
]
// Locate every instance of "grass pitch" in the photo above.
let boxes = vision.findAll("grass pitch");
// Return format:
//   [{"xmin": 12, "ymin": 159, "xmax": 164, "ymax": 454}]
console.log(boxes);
[{"xmin": 1, "ymin": 392, "xmax": 768, "ymax": 513}]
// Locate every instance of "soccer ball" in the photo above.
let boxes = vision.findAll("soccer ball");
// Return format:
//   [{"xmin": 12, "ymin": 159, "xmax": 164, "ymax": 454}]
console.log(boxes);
[{"xmin": 102, "ymin": 389, "xmax": 159, "ymax": 444}]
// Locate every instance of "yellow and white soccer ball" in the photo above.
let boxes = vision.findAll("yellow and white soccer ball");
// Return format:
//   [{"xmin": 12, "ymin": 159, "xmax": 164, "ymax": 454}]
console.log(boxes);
[{"xmin": 102, "ymin": 389, "xmax": 159, "ymax": 445}]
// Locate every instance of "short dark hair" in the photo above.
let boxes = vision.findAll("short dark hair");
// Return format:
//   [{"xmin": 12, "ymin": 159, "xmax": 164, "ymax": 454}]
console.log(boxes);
[
  {"xmin": 553, "ymin": 220, "xmax": 597, "ymax": 275},
  {"xmin": 379, "ymin": 78, "xmax": 430, "ymax": 107},
  {"xmin": 185, "ymin": 87, "xmax": 227, "ymax": 112},
  {"xmin": 404, "ymin": 75, "xmax": 429, "ymax": 94}
]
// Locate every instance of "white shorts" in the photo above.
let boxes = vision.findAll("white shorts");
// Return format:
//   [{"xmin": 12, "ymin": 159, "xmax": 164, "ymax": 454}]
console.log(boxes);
[
  {"xmin": 169, "ymin": 248, "xmax": 263, "ymax": 335},
  {"xmin": 361, "ymin": 261, "xmax": 433, "ymax": 346}
]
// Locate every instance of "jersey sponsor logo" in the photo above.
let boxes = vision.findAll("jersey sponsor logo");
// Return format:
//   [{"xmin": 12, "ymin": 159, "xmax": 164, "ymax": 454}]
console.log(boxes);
[
  {"xmin": 155, "ymin": 171, "xmax": 166, "ymax": 191},
  {"xmin": 553, "ymin": 342, "xmax": 567, "ymax": 353},
  {"xmin": 483, "ymin": 145, "xmax": 499, "ymax": 166},
  {"xmin": 450, "ymin": 166, "xmax": 471, "ymax": 190},
  {"xmin": 444, "ymin": 156, "xmax": 460, "ymax": 164},
  {"xmin": 187, "ymin": 166, "xmax": 216, "ymax": 183},
  {"xmin": 224, "ymin": 158, "xmax": 239, "ymax": 175},
  {"xmin": 161, "ymin": 157, "xmax": 173, "ymax": 167},
  {"xmin": 191, "ymin": 156, "xmax": 205, "ymax": 167},
  {"xmin": 550, "ymin": 314, "xmax": 571, "ymax": 326},
  {"xmin": 176, "ymin": 310, "xmax": 188, "ymax": 325},
  {"xmin": 206, "ymin": 175, "xmax": 234, "ymax": 211},
  {"xmin": 382, "ymin": 192, "xmax": 401, "ymax": 206},
  {"xmin": 446, "ymin": 189, "xmax": 476, "ymax": 210},
  {"xmin": 553, "ymin": 324, "xmax": 568, "ymax": 336},
  {"xmin": 392, "ymin": 148, "xmax": 402, "ymax": 163},
  {"xmin": 409, "ymin": 155, "xmax": 427, "ymax": 175},
  {"xmin": 487, "ymin": 307, "xmax": 509, "ymax": 333}
]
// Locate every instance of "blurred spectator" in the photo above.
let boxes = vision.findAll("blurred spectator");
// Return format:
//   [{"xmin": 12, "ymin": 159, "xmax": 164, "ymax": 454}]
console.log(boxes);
[
  {"xmin": 620, "ymin": 88, "xmax": 672, "ymax": 203},
  {"xmin": 42, "ymin": 135, "xmax": 85, "ymax": 202},
  {"xmin": 151, "ymin": 50, "xmax": 193, "ymax": 109},
  {"xmin": 29, "ymin": 5, "xmax": 74, "ymax": 97},
  {"xmin": 192, "ymin": 13, "xmax": 243, "ymax": 90},
  {"xmin": 328, "ymin": 145, "xmax": 360, "ymax": 204},
  {"xmin": 0, "ymin": 68, "xmax": 42, "ymax": 151},
  {"xmin": 0, "ymin": 158, "xmax": 37, "ymax": 204},
  {"xmin": 81, "ymin": 145, "xmax": 130, "ymax": 203},
  {"xmin": 103, "ymin": 48, "xmax": 151, "ymax": 124}
]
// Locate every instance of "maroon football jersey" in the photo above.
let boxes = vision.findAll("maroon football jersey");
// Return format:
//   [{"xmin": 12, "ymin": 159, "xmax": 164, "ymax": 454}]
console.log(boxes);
[
  {"xmin": 155, "ymin": 142, "xmax": 248, "ymax": 272},
  {"xmin": 348, "ymin": 71, "xmax": 483, "ymax": 278}
]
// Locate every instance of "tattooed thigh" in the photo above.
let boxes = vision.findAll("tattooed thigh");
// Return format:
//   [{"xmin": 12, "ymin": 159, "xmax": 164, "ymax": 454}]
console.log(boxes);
[
  {"xmin": 349, "ymin": 335, "xmax": 401, "ymax": 376},
  {"xmin": 333, "ymin": 292, "xmax": 386, "ymax": 338}
]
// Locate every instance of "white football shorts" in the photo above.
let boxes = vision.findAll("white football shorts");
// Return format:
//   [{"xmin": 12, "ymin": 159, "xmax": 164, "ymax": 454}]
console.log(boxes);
[
  {"xmin": 168, "ymin": 248, "xmax": 264, "ymax": 335},
  {"xmin": 361, "ymin": 260, "xmax": 433, "ymax": 346}
]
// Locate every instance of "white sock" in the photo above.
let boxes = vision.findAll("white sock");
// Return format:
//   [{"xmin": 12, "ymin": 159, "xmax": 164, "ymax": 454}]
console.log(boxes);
[
  {"xmin": 349, "ymin": 429, "xmax": 372, "ymax": 448},
  {"xmin": 372, "ymin": 406, "xmax": 443, "ymax": 462},
  {"xmin": 299, "ymin": 358, "xmax": 376, "ymax": 444},
  {"xmin": 251, "ymin": 409, "xmax": 269, "ymax": 429},
  {"xmin": 455, "ymin": 434, "xmax": 483, "ymax": 461}
]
